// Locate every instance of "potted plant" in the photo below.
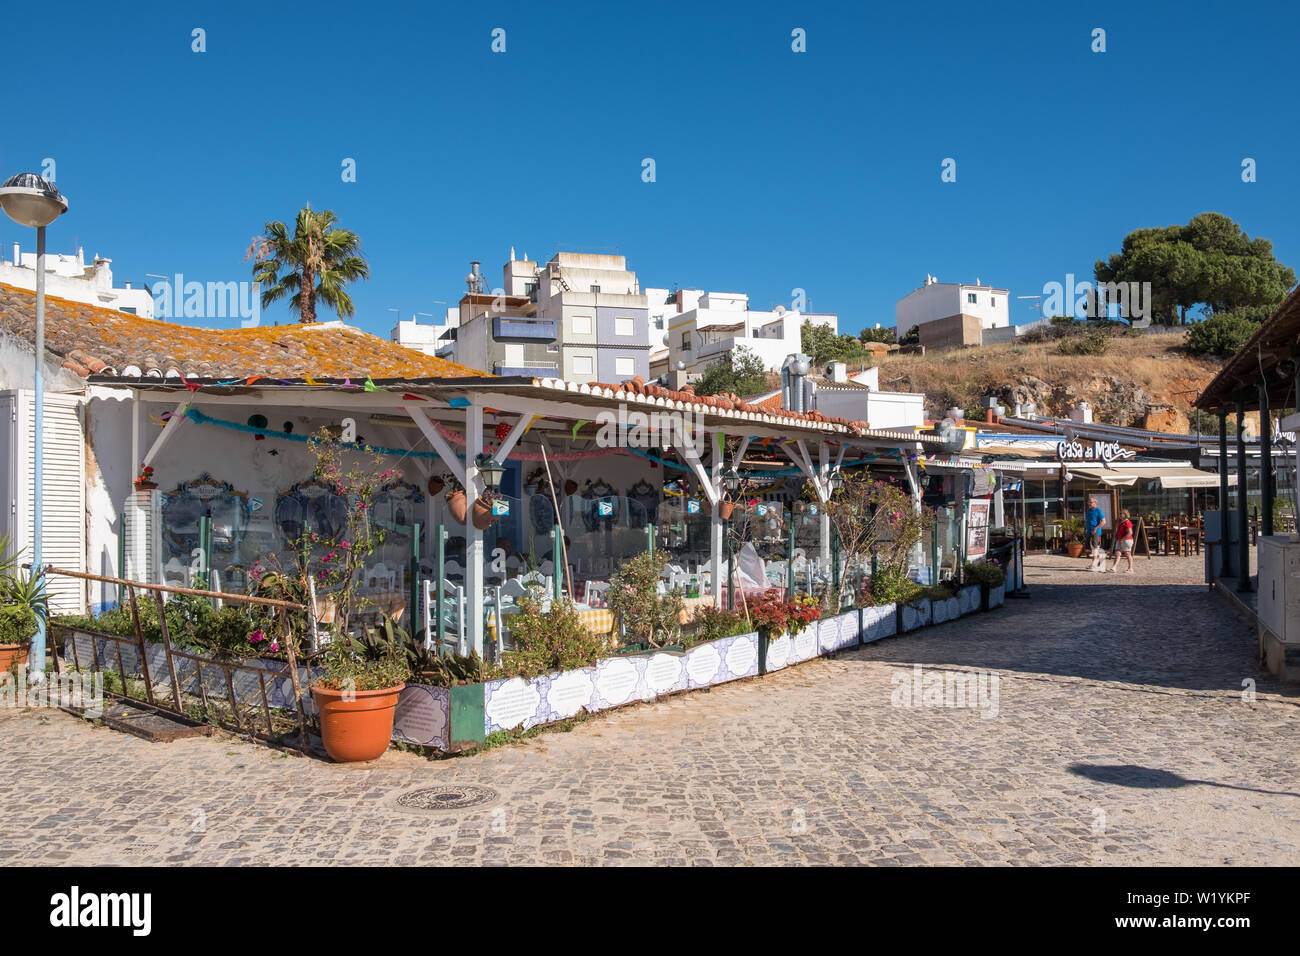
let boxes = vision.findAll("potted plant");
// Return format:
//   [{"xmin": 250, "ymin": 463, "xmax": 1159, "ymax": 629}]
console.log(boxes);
[
  {"xmin": 608, "ymin": 552, "xmax": 685, "ymax": 651},
  {"xmin": 0, "ymin": 538, "xmax": 45, "ymax": 673},
  {"xmin": 1056, "ymin": 516, "xmax": 1086, "ymax": 558},
  {"xmin": 311, "ymin": 631, "xmax": 411, "ymax": 763},
  {"xmin": 472, "ymin": 489, "xmax": 506, "ymax": 530},
  {"xmin": 133, "ymin": 465, "xmax": 157, "ymax": 490},
  {"xmin": 442, "ymin": 474, "xmax": 468, "ymax": 524}
]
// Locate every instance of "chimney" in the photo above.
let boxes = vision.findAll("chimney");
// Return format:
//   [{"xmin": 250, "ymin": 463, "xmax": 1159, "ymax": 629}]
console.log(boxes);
[
  {"xmin": 828, "ymin": 361, "xmax": 847, "ymax": 383},
  {"xmin": 12, "ymin": 242, "xmax": 18, "ymax": 266},
  {"xmin": 1069, "ymin": 401, "xmax": 1093, "ymax": 424},
  {"xmin": 781, "ymin": 354, "xmax": 813, "ymax": 413}
]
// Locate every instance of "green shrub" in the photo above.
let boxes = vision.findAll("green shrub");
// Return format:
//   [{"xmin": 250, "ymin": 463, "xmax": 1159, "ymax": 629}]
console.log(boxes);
[
  {"xmin": 608, "ymin": 552, "xmax": 683, "ymax": 648},
  {"xmin": 1056, "ymin": 329, "xmax": 1110, "ymax": 355},
  {"xmin": 963, "ymin": 560, "xmax": 1005, "ymax": 587},
  {"xmin": 690, "ymin": 605, "xmax": 753, "ymax": 646},
  {"xmin": 504, "ymin": 598, "xmax": 608, "ymax": 678},
  {"xmin": 0, "ymin": 606, "xmax": 37, "ymax": 645},
  {"xmin": 869, "ymin": 563, "xmax": 919, "ymax": 605},
  {"xmin": 1185, "ymin": 310, "xmax": 1264, "ymax": 358}
]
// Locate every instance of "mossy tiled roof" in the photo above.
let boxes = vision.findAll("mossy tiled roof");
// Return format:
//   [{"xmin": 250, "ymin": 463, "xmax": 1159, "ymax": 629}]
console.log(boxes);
[{"xmin": 0, "ymin": 282, "xmax": 491, "ymax": 380}]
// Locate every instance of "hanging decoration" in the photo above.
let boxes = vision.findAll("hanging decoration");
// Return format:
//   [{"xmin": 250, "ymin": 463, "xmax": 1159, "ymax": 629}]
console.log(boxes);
[{"xmin": 247, "ymin": 413, "xmax": 268, "ymax": 441}]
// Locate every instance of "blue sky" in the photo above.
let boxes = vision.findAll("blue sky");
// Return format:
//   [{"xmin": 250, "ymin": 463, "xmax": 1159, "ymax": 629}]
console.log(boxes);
[{"xmin": 2, "ymin": 0, "xmax": 1297, "ymax": 337}]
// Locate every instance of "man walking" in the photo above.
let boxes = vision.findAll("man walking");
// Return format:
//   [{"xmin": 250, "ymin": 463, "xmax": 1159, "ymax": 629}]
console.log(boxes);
[{"xmin": 1086, "ymin": 495, "xmax": 1108, "ymax": 571}]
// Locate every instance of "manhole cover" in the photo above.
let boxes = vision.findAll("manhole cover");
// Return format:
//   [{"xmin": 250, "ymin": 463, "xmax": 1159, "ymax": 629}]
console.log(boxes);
[{"xmin": 396, "ymin": 785, "xmax": 498, "ymax": 811}]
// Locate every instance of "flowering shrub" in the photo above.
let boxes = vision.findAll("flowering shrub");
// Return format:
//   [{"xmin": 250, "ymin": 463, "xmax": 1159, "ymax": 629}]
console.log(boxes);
[
  {"xmin": 607, "ymin": 552, "xmax": 683, "ymax": 648},
  {"xmin": 749, "ymin": 589, "xmax": 821, "ymax": 641}
]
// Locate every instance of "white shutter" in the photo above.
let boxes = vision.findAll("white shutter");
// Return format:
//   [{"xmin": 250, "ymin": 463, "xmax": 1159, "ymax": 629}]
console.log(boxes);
[
  {"xmin": 122, "ymin": 488, "xmax": 158, "ymax": 586},
  {"xmin": 0, "ymin": 394, "xmax": 15, "ymax": 551},
  {"xmin": 12, "ymin": 390, "xmax": 87, "ymax": 614}
]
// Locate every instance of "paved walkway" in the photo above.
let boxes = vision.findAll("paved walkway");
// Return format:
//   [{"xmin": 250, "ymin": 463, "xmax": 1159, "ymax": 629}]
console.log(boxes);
[{"xmin": 2, "ymin": 554, "xmax": 1298, "ymax": 866}]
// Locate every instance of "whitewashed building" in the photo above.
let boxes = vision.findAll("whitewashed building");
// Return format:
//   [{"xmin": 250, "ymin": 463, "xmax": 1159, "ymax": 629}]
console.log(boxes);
[
  {"xmin": 0, "ymin": 244, "xmax": 154, "ymax": 318},
  {"xmin": 895, "ymin": 275, "xmax": 1009, "ymax": 349}
]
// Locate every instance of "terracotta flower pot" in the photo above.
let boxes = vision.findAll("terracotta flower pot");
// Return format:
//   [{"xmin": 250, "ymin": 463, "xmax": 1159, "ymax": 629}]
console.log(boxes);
[
  {"xmin": 427, "ymin": 477, "xmax": 445, "ymax": 496},
  {"xmin": 717, "ymin": 500, "xmax": 735, "ymax": 520},
  {"xmin": 472, "ymin": 497, "xmax": 500, "ymax": 530},
  {"xmin": 1066, "ymin": 542, "xmax": 1085, "ymax": 558},
  {"xmin": 445, "ymin": 489, "xmax": 467, "ymax": 524},
  {"xmin": 0, "ymin": 643, "xmax": 29, "ymax": 674},
  {"xmin": 311, "ymin": 682, "xmax": 406, "ymax": 763}
]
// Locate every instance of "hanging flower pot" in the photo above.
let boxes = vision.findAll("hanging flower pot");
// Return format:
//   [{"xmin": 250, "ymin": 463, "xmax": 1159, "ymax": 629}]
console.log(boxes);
[
  {"xmin": 717, "ymin": 500, "xmax": 736, "ymax": 520},
  {"xmin": 445, "ymin": 489, "xmax": 468, "ymax": 524},
  {"xmin": 427, "ymin": 476, "xmax": 445, "ymax": 496},
  {"xmin": 472, "ymin": 495, "xmax": 502, "ymax": 530}
]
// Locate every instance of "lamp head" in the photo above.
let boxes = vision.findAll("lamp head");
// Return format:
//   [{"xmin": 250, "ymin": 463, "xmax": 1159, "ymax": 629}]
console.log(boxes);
[{"xmin": 0, "ymin": 173, "xmax": 68, "ymax": 228}]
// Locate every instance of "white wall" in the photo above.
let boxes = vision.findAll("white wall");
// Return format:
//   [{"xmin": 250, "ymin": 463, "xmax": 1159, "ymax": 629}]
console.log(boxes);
[
  {"xmin": 895, "ymin": 282, "xmax": 1008, "ymax": 332},
  {"xmin": 816, "ymin": 387, "xmax": 924, "ymax": 430},
  {"xmin": 0, "ymin": 247, "xmax": 154, "ymax": 318}
]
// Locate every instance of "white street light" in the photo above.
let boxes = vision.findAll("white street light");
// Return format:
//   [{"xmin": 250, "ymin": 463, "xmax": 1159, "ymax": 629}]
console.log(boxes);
[{"xmin": 0, "ymin": 173, "xmax": 69, "ymax": 681}]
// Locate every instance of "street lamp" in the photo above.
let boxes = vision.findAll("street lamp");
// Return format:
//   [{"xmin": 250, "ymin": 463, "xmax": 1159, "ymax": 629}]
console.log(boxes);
[
  {"xmin": 829, "ymin": 467, "xmax": 845, "ymax": 494},
  {"xmin": 0, "ymin": 173, "xmax": 68, "ymax": 681},
  {"xmin": 720, "ymin": 466, "xmax": 740, "ymax": 496}
]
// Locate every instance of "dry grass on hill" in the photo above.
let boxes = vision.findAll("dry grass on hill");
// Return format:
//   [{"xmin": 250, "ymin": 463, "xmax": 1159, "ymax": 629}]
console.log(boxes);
[{"xmin": 870, "ymin": 331, "xmax": 1226, "ymax": 428}]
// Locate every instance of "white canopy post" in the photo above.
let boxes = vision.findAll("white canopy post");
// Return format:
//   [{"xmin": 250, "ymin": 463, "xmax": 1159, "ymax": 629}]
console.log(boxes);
[
  {"xmin": 819, "ymin": 442, "xmax": 831, "ymax": 570},
  {"xmin": 140, "ymin": 399, "xmax": 192, "ymax": 472},
  {"xmin": 464, "ymin": 402, "xmax": 485, "ymax": 657}
]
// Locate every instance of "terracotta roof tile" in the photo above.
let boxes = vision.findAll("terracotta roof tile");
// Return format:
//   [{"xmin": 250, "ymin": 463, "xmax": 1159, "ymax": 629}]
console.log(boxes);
[{"xmin": 0, "ymin": 282, "xmax": 491, "ymax": 381}]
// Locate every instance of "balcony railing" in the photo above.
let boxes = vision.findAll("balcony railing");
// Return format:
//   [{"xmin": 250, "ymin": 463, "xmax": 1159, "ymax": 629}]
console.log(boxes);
[
  {"xmin": 494, "ymin": 361, "xmax": 560, "ymax": 377},
  {"xmin": 493, "ymin": 316, "xmax": 557, "ymax": 341}
]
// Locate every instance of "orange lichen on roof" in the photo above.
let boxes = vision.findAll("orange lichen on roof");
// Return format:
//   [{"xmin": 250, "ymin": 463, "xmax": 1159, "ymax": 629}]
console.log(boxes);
[{"xmin": 0, "ymin": 282, "xmax": 491, "ymax": 380}]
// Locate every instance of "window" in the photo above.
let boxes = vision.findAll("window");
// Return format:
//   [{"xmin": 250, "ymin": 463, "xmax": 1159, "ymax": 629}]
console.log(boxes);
[
  {"xmin": 991, "ymin": 297, "xmax": 998, "ymax": 307},
  {"xmin": 615, "ymin": 316, "xmax": 635, "ymax": 336},
  {"xmin": 573, "ymin": 355, "xmax": 594, "ymax": 375},
  {"xmin": 681, "ymin": 332, "xmax": 691, "ymax": 351},
  {"xmin": 590, "ymin": 285, "xmax": 601, "ymax": 293},
  {"xmin": 572, "ymin": 314, "xmax": 592, "ymax": 334},
  {"xmin": 967, "ymin": 293, "xmax": 977, "ymax": 304},
  {"xmin": 616, "ymin": 356, "xmax": 635, "ymax": 377},
  {"xmin": 524, "ymin": 281, "xmax": 537, "ymax": 295},
  {"xmin": 546, "ymin": 343, "xmax": 559, "ymax": 353}
]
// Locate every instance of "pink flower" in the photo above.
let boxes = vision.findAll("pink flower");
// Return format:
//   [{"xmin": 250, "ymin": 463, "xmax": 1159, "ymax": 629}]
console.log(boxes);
[
  {"xmin": 269, "ymin": 641, "xmax": 280, "ymax": 653},
  {"xmin": 249, "ymin": 629, "xmax": 264, "ymax": 644}
]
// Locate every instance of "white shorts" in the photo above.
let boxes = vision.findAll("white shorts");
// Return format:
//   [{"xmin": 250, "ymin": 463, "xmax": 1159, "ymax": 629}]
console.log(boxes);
[{"xmin": 1116, "ymin": 539, "xmax": 1133, "ymax": 553}]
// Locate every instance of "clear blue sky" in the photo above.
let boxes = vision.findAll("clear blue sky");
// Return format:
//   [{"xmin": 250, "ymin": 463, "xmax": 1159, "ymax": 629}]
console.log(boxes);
[{"xmin": 2, "ymin": 0, "xmax": 1297, "ymax": 336}]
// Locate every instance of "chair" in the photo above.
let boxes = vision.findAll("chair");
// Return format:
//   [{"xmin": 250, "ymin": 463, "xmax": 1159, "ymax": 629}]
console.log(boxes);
[
  {"xmin": 584, "ymin": 581, "xmax": 610, "ymax": 608},
  {"xmin": 368, "ymin": 562, "xmax": 396, "ymax": 591}
]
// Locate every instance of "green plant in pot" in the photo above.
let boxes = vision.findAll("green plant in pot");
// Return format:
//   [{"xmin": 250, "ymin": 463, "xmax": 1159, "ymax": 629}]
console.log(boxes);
[
  {"xmin": 311, "ymin": 627, "xmax": 411, "ymax": 763},
  {"xmin": 1055, "ymin": 516, "xmax": 1086, "ymax": 557},
  {"xmin": 0, "ymin": 536, "xmax": 46, "ymax": 673},
  {"xmin": 608, "ymin": 552, "xmax": 684, "ymax": 650}
]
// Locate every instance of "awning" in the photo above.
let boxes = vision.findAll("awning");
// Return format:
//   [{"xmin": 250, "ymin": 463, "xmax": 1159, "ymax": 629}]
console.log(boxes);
[{"xmin": 1067, "ymin": 465, "xmax": 1235, "ymax": 489}]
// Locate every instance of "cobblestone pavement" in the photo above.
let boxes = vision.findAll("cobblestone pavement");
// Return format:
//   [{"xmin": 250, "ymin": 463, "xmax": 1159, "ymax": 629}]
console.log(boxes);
[{"xmin": 3, "ymin": 554, "xmax": 1298, "ymax": 866}]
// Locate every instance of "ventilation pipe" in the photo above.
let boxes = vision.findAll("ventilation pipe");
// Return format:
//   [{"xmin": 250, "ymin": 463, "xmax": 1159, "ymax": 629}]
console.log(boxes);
[{"xmin": 781, "ymin": 353, "xmax": 813, "ymax": 413}]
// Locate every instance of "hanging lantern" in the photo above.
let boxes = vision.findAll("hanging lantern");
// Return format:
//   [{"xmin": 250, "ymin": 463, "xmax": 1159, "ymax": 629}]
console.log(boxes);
[
  {"xmin": 475, "ymin": 453, "xmax": 504, "ymax": 492},
  {"xmin": 721, "ymin": 466, "xmax": 740, "ymax": 495},
  {"xmin": 829, "ymin": 467, "xmax": 845, "ymax": 493},
  {"xmin": 283, "ymin": 421, "xmax": 294, "ymax": 434}
]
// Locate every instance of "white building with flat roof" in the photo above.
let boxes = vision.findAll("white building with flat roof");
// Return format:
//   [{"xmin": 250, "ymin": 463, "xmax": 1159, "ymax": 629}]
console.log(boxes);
[
  {"xmin": 666, "ymin": 290, "xmax": 838, "ymax": 376},
  {"xmin": 0, "ymin": 244, "xmax": 154, "ymax": 318},
  {"xmin": 895, "ymin": 275, "xmax": 1008, "ymax": 349}
]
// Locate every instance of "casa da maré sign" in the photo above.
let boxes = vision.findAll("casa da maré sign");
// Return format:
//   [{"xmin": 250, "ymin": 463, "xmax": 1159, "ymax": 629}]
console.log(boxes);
[{"xmin": 1055, "ymin": 439, "xmax": 1136, "ymax": 463}]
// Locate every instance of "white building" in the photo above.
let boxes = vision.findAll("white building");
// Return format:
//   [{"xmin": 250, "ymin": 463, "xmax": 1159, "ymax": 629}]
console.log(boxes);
[
  {"xmin": 895, "ymin": 275, "xmax": 1008, "ymax": 349},
  {"xmin": 667, "ymin": 290, "xmax": 838, "ymax": 377},
  {"xmin": 0, "ymin": 244, "xmax": 154, "ymax": 318},
  {"xmin": 391, "ymin": 306, "xmax": 459, "ymax": 357}
]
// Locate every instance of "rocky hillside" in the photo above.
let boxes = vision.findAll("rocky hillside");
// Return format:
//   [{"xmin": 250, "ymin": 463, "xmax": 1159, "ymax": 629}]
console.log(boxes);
[{"xmin": 871, "ymin": 329, "xmax": 1227, "ymax": 433}]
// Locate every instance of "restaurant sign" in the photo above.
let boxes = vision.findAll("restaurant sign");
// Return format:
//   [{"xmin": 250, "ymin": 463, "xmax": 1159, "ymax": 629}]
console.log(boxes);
[{"xmin": 1055, "ymin": 439, "xmax": 1135, "ymax": 464}]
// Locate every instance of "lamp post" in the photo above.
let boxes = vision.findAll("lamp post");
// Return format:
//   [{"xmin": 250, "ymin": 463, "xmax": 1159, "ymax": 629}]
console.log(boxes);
[{"xmin": 0, "ymin": 173, "xmax": 68, "ymax": 681}]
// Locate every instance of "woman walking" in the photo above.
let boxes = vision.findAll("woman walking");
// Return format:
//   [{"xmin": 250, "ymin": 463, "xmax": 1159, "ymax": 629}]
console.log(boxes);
[{"xmin": 1110, "ymin": 509, "xmax": 1135, "ymax": 574}]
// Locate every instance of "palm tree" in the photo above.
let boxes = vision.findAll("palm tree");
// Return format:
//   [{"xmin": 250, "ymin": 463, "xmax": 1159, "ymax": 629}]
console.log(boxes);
[{"xmin": 247, "ymin": 205, "xmax": 370, "ymax": 323}]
